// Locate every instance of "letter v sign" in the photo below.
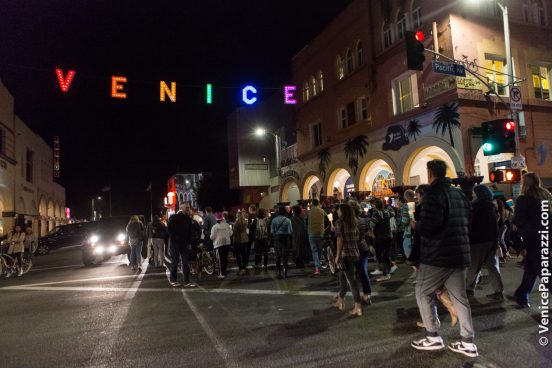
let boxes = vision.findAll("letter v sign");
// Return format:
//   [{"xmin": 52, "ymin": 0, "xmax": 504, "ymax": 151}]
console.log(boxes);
[{"xmin": 55, "ymin": 69, "xmax": 76, "ymax": 92}]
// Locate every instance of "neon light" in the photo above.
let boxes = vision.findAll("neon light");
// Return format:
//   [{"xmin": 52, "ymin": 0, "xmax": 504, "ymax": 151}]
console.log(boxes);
[
  {"xmin": 111, "ymin": 76, "xmax": 127, "ymax": 98},
  {"xmin": 206, "ymin": 84, "xmax": 213, "ymax": 104},
  {"xmin": 160, "ymin": 81, "xmax": 176, "ymax": 102},
  {"xmin": 242, "ymin": 85, "xmax": 257, "ymax": 105},
  {"xmin": 284, "ymin": 85, "xmax": 297, "ymax": 104},
  {"xmin": 55, "ymin": 69, "xmax": 76, "ymax": 93}
]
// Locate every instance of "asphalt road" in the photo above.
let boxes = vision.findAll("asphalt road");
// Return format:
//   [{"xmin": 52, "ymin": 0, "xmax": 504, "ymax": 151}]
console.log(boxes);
[{"xmin": 0, "ymin": 246, "xmax": 550, "ymax": 368}]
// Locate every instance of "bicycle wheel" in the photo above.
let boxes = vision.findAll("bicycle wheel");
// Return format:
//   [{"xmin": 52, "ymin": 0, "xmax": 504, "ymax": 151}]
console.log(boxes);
[
  {"xmin": 202, "ymin": 251, "xmax": 215, "ymax": 275},
  {"xmin": 0, "ymin": 256, "xmax": 5, "ymax": 275},
  {"xmin": 326, "ymin": 245, "xmax": 336, "ymax": 275},
  {"xmin": 22, "ymin": 257, "xmax": 32, "ymax": 274}
]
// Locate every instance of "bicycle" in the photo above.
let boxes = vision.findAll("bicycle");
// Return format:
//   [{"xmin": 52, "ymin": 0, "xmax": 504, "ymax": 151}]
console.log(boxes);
[
  {"xmin": 0, "ymin": 241, "xmax": 32, "ymax": 277},
  {"xmin": 195, "ymin": 243, "xmax": 217, "ymax": 280}
]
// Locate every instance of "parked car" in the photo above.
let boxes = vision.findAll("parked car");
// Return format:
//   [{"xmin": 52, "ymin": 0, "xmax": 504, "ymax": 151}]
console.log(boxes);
[
  {"xmin": 37, "ymin": 222, "xmax": 98, "ymax": 255},
  {"xmin": 81, "ymin": 215, "xmax": 147, "ymax": 266}
]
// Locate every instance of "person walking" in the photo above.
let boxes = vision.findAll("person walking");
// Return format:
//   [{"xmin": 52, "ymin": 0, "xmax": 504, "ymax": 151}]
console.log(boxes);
[
  {"xmin": 411, "ymin": 159, "xmax": 477, "ymax": 358},
  {"xmin": 189, "ymin": 208, "xmax": 202, "ymax": 276},
  {"xmin": 254, "ymin": 208, "xmax": 270, "ymax": 270},
  {"xmin": 5, "ymin": 225, "xmax": 26, "ymax": 277},
  {"xmin": 370, "ymin": 198, "xmax": 393, "ymax": 282},
  {"xmin": 271, "ymin": 206, "xmax": 293, "ymax": 279},
  {"xmin": 307, "ymin": 198, "xmax": 327, "ymax": 276},
  {"xmin": 401, "ymin": 190, "xmax": 416, "ymax": 259},
  {"xmin": 126, "ymin": 216, "xmax": 146, "ymax": 272},
  {"xmin": 211, "ymin": 212, "xmax": 233, "ymax": 278},
  {"xmin": 333, "ymin": 203, "xmax": 363, "ymax": 317},
  {"xmin": 167, "ymin": 204, "xmax": 196, "ymax": 288},
  {"xmin": 149, "ymin": 215, "xmax": 167, "ymax": 268},
  {"xmin": 246, "ymin": 204, "xmax": 258, "ymax": 272},
  {"xmin": 291, "ymin": 205, "xmax": 308, "ymax": 269},
  {"xmin": 512, "ymin": 172, "xmax": 552, "ymax": 308},
  {"xmin": 466, "ymin": 185, "xmax": 503, "ymax": 300},
  {"xmin": 24, "ymin": 226, "xmax": 37, "ymax": 256},
  {"xmin": 202, "ymin": 207, "xmax": 217, "ymax": 250},
  {"xmin": 233, "ymin": 211, "xmax": 249, "ymax": 276},
  {"xmin": 350, "ymin": 201, "xmax": 372, "ymax": 305}
]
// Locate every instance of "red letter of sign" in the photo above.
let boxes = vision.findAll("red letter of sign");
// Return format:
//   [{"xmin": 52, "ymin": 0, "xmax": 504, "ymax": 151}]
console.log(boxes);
[
  {"xmin": 111, "ymin": 76, "xmax": 127, "ymax": 98},
  {"xmin": 56, "ymin": 69, "xmax": 76, "ymax": 93}
]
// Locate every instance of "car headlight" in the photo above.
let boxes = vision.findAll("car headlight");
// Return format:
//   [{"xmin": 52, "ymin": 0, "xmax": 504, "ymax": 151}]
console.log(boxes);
[
  {"xmin": 117, "ymin": 233, "xmax": 126, "ymax": 242},
  {"xmin": 89, "ymin": 235, "xmax": 99, "ymax": 244},
  {"xmin": 94, "ymin": 245, "xmax": 105, "ymax": 254}
]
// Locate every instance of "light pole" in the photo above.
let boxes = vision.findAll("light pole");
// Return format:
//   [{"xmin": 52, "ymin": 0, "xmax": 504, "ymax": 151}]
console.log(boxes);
[
  {"xmin": 255, "ymin": 127, "xmax": 281, "ymax": 176},
  {"xmin": 91, "ymin": 196, "xmax": 102, "ymax": 221}
]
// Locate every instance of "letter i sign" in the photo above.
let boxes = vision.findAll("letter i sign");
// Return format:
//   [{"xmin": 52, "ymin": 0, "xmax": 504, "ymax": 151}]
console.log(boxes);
[{"xmin": 56, "ymin": 69, "xmax": 76, "ymax": 92}]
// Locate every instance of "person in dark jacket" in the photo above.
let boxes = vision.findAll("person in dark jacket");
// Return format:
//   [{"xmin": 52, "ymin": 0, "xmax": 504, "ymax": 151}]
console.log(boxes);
[
  {"xmin": 271, "ymin": 206, "xmax": 293, "ymax": 279},
  {"xmin": 202, "ymin": 207, "xmax": 217, "ymax": 250},
  {"xmin": 126, "ymin": 216, "xmax": 146, "ymax": 272},
  {"xmin": 149, "ymin": 215, "xmax": 167, "ymax": 268},
  {"xmin": 512, "ymin": 172, "xmax": 552, "ymax": 308},
  {"xmin": 291, "ymin": 206, "xmax": 308, "ymax": 268},
  {"xmin": 369, "ymin": 198, "xmax": 393, "ymax": 282},
  {"xmin": 411, "ymin": 159, "xmax": 477, "ymax": 358},
  {"xmin": 246, "ymin": 204, "xmax": 258, "ymax": 271},
  {"xmin": 466, "ymin": 185, "xmax": 503, "ymax": 300},
  {"xmin": 167, "ymin": 204, "xmax": 196, "ymax": 288}
]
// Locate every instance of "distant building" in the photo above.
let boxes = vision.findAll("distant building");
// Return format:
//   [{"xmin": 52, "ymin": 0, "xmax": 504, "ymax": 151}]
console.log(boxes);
[
  {"xmin": 0, "ymin": 80, "xmax": 66, "ymax": 236},
  {"xmin": 165, "ymin": 173, "xmax": 206, "ymax": 215}
]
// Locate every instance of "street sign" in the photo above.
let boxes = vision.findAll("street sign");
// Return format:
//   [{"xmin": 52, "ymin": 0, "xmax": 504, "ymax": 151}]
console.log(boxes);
[
  {"xmin": 511, "ymin": 155, "xmax": 526, "ymax": 169},
  {"xmin": 509, "ymin": 86, "xmax": 523, "ymax": 110},
  {"xmin": 431, "ymin": 60, "xmax": 466, "ymax": 77}
]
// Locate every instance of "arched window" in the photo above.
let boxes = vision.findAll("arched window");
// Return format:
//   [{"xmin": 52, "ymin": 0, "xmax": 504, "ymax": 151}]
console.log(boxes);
[
  {"xmin": 356, "ymin": 41, "xmax": 363, "ymax": 67},
  {"xmin": 346, "ymin": 49, "xmax": 354, "ymax": 74},
  {"xmin": 303, "ymin": 80, "xmax": 310, "ymax": 102},
  {"xmin": 383, "ymin": 21, "xmax": 392, "ymax": 49},
  {"xmin": 336, "ymin": 55, "xmax": 344, "ymax": 80},
  {"xmin": 311, "ymin": 75, "xmax": 317, "ymax": 97},
  {"xmin": 532, "ymin": 0, "xmax": 547, "ymax": 26},
  {"xmin": 318, "ymin": 70, "xmax": 324, "ymax": 92},
  {"xmin": 396, "ymin": 9, "xmax": 406, "ymax": 40},
  {"xmin": 411, "ymin": 1, "xmax": 421, "ymax": 29}
]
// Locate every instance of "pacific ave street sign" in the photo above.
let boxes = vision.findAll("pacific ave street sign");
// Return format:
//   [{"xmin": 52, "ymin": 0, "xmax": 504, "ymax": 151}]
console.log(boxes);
[{"xmin": 431, "ymin": 60, "xmax": 466, "ymax": 77}]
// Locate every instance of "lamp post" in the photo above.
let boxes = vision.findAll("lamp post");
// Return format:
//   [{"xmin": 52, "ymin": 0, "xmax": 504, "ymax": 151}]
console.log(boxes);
[
  {"xmin": 255, "ymin": 127, "xmax": 281, "ymax": 175},
  {"xmin": 91, "ymin": 196, "xmax": 102, "ymax": 221}
]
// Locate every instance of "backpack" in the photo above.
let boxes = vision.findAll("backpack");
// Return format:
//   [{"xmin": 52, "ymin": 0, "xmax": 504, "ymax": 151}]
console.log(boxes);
[
  {"xmin": 151, "ymin": 222, "xmax": 165, "ymax": 238},
  {"xmin": 255, "ymin": 218, "xmax": 269, "ymax": 240}
]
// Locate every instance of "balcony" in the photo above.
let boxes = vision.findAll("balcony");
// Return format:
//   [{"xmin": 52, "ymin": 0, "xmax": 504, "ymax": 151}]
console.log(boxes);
[{"xmin": 280, "ymin": 144, "xmax": 298, "ymax": 168}]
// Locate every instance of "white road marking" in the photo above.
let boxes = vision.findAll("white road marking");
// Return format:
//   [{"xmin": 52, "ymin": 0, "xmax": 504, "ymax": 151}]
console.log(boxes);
[
  {"xmin": 18, "ymin": 272, "xmax": 167, "ymax": 287},
  {"xmin": 30, "ymin": 260, "xmax": 125, "ymax": 272}
]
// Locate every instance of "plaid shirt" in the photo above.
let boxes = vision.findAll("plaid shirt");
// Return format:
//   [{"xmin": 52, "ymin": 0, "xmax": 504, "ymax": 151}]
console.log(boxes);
[{"xmin": 335, "ymin": 220, "xmax": 360, "ymax": 258}]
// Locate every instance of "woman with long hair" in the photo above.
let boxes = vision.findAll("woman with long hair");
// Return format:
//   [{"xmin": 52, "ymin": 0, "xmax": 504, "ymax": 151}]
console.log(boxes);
[
  {"xmin": 512, "ymin": 172, "xmax": 552, "ymax": 308},
  {"xmin": 233, "ymin": 211, "xmax": 249, "ymax": 276},
  {"xmin": 349, "ymin": 201, "xmax": 372, "ymax": 305},
  {"xmin": 333, "ymin": 203, "xmax": 362, "ymax": 317},
  {"xmin": 126, "ymin": 215, "xmax": 146, "ymax": 271},
  {"xmin": 6, "ymin": 225, "xmax": 26, "ymax": 278}
]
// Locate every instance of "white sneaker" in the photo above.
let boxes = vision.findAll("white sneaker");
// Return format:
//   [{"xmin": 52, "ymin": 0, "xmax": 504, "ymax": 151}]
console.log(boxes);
[
  {"xmin": 411, "ymin": 336, "xmax": 445, "ymax": 351},
  {"xmin": 370, "ymin": 269, "xmax": 383, "ymax": 276},
  {"xmin": 376, "ymin": 275, "xmax": 391, "ymax": 282},
  {"xmin": 18, "ymin": 269, "xmax": 23, "ymax": 277},
  {"xmin": 390, "ymin": 265, "xmax": 398, "ymax": 274},
  {"xmin": 6, "ymin": 272, "xmax": 13, "ymax": 278},
  {"xmin": 448, "ymin": 341, "xmax": 478, "ymax": 358}
]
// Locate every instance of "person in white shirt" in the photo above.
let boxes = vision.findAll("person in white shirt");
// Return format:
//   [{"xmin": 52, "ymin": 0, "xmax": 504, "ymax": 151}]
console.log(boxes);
[{"xmin": 210, "ymin": 212, "xmax": 233, "ymax": 278}]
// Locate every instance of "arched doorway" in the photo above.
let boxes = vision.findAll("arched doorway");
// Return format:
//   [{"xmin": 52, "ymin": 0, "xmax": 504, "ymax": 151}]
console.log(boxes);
[
  {"xmin": 359, "ymin": 159, "xmax": 396, "ymax": 196},
  {"xmin": 303, "ymin": 175, "xmax": 322, "ymax": 200},
  {"xmin": 473, "ymin": 147, "xmax": 514, "ymax": 183},
  {"xmin": 326, "ymin": 168, "xmax": 353, "ymax": 200},
  {"xmin": 39, "ymin": 196, "xmax": 48, "ymax": 236},
  {"xmin": 47, "ymin": 200, "xmax": 55, "ymax": 232},
  {"xmin": 405, "ymin": 146, "xmax": 458, "ymax": 185},
  {"xmin": 54, "ymin": 203, "xmax": 61, "ymax": 226},
  {"xmin": 280, "ymin": 180, "xmax": 301, "ymax": 206}
]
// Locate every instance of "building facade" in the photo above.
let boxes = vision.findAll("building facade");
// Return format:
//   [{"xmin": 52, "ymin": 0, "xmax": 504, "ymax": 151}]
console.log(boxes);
[
  {"xmin": 165, "ymin": 173, "xmax": 206, "ymax": 215},
  {"xmin": 0, "ymin": 80, "xmax": 66, "ymax": 236},
  {"xmin": 278, "ymin": 0, "xmax": 552, "ymax": 204}
]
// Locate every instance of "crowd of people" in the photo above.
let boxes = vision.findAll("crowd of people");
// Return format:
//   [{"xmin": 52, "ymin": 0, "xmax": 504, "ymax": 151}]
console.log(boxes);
[
  {"xmin": 117, "ymin": 159, "xmax": 551, "ymax": 358},
  {"xmin": 0, "ymin": 225, "xmax": 37, "ymax": 278}
]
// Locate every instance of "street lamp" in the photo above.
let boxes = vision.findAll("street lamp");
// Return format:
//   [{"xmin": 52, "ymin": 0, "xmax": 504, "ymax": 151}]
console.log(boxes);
[
  {"xmin": 254, "ymin": 127, "xmax": 281, "ymax": 174},
  {"xmin": 91, "ymin": 196, "xmax": 102, "ymax": 221}
]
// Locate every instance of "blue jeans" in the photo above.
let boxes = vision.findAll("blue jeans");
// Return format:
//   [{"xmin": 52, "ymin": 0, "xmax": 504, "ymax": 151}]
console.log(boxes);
[
  {"xmin": 130, "ymin": 241, "xmax": 143, "ymax": 268},
  {"xmin": 309, "ymin": 235, "xmax": 323, "ymax": 269},
  {"xmin": 514, "ymin": 266, "xmax": 539, "ymax": 304},
  {"xmin": 356, "ymin": 250, "xmax": 372, "ymax": 295},
  {"xmin": 402, "ymin": 237, "xmax": 412, "ymax": 259}
]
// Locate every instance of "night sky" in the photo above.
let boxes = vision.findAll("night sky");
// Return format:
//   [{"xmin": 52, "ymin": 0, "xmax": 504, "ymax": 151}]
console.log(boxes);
[{"xmin": 0, "ymin": 0, "xmax": 350, "ymax": 218}]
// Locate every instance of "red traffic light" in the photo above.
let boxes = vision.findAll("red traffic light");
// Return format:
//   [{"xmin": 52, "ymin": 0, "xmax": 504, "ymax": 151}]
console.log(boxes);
[
  {"xmin": 415, "ymin": 31, "xmax": 424, "ymax": 41},
  {"xmin": 505, "ymin": 121, "xmax": 515, "ymax": 131},
  {"xmin": 489, "ymin": 170, "xmax": 503, "ymax": 183}
]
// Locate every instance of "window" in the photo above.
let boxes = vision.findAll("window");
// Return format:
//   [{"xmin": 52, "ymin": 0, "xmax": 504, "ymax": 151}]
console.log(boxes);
[
  {"xmin": 523, "ymin": 4, "xmax": 530, "ymax": 22},
  {"xmin": 532, "ymin": 65, "xmax": 550, "ymax": 100},
  {"xmin": 383, "ymin": 21, "xmax": 392, "ymax": 49},
  {"xmin": 532, "ymin": 0, "xmax": 547, "ymax": 26},
  {"xmin": 312, "ymin": 123, "xmax": 323, "ymax": 148},
  {"xmin": 346, "ymin": 102, "xmax": 356, "ymax": 126},
  {"xmin": 336, "ymin": 56, "xmax": 344, "ymax": 80},
  {"xmin": 346, "ymin": 49, "xmax": 354, "ymax": 74},
  {"xmin": 411, "ymin": 2, "xmax": 421, "ymax": 28},
  {"xmin": 357, "ymin": 96, "xmax": 368, "ymax": 120},
  {"xmin": 26, "ymin": 149, "xmax": 33, "ymax": 183},
  {"xmin": 484, "ymin": 56, "xmax": 507, "ymax": 96},
  {"xmin": 338, "ymin": 103, "xmax": 357, "ymax": 129},
  {"xmin": 396, "ymin": 10, "xmax": 406, "ymax": 40},
  {"xmin": 338, "ymin": 107, "xmax": 347, "ymax": 129},
  {"xmin": 318, "ymin": 70, "xmax": 324, "ymax": 92},
  {"xmin": 311, "ymin": 75, "xmax": 317, "ymax": 97},
  {"xmin": 392, "ymin": 73, "xmax": 419, "ymax": 115},
  {"xmin": 303, "ymin": 80, "xmax": 310, "ymax": 102},
  {"xmin": 356, "ymin": 41, "xmax": 363, "ymax": 67}
]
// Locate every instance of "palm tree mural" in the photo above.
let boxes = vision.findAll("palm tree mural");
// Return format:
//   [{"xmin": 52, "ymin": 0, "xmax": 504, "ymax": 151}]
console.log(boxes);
[
  {"xmin": 317, "ymin": 147, "xmax": 332, "ymax": 181},
  {"xmin": 433, "ymin": 102, "xmax": 461, "ymax": 148},
  {"xmin": 344, "ymin": 134, "xmax": 369, "ymax": 176},
  {"xmin": 406, "ymin": 119, "xmax": 422, "ymax": 142}
]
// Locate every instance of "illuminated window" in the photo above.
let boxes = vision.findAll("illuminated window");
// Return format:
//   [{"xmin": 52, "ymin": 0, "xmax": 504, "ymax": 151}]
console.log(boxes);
[
  {"xmin": 392, "ymin": 73, "xmax": 419, "ymax": 115},
  {"xmin": 357, "ymin": 96, "xmax": 369, "ymax": 121},
  {"xmin": 336, "ymin": 56, "xmax": 344, "ymax": 80},
  {"xmin": 485, "ymin": 56, "xmax": 508, "ymax": 96},
  {"xmin": 311, "ymin": 75, "xmax": 317, "ymax": 97},
  {"xmin": 318, "ymin": 70, "xmax": 324, "ymax": 92},
  {"xmin": 532, "ymin": 65, "xmax": 550, "ymax": 100},
  {"xmin": 346, "ymin": 49, "xmax": 354, "ymax": 74},
  {"xmin": 26, "ymin": 149, "xmax": 33, "ymax": 183},
  {"xmin": 356, "ymin": 41, "xmax": 363, "ymax": 66},
  {"xmin": 338, "ymin": 107, "xmax": 347, "ymax": 129},
  {"xmin": 303, "ymin": 80, "xmax": 310, "ymax": 102},
  {"xmin": 312, "ymin": 123, "xmax": 323, "ymax": 148},
  {"xmin": 411, "ymin": 1, "xmax": 422, "ymax": 28},
  {"xmin": 396, "ymin": 10, "xmax": 406, "ymax": 40},
  {"xmin": 474, "ymin": 158, "xmax": 481, "ymax": 177},
  {"xmin": 383, "ymin": 21, "xmax": 393, "ymax": 49}
]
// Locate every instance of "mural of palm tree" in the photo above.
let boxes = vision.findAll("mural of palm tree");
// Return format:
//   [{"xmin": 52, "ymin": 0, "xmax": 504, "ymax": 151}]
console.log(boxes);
[
  {"xmin": 344, "ymin": 134, "xmax": 369, "ymax": 176},
  {"xmin": 433, "ymin": 102, "xmax": 461, "ymax": 148},
  {"xmin": 317, "ymin": 147, "xmax": 331, "ymax": 181},
  {"xmin": 406, "ymin": 119, "xmax": 422, "ymax": 142}
]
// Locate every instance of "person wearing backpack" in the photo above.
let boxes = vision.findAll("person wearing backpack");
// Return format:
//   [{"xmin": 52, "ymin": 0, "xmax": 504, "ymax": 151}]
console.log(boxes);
[
  {"xmin": 126, "ymin": 216, "xmax": 146, "ymax": 271},
  {"xmin": 254, "ymin": 208, "xmax": 269, "ymax": 270},
  {"xmin": 271, "ymin": 205, "xmax": 293, "ymax": 279},
  {"xmin": 149, "ymin": 215, "xmax": 167, "ymax": 268}
]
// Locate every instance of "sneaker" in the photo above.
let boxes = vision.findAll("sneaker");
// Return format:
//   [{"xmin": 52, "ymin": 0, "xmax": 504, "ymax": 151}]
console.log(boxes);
[
  {"xmin": 411, "ymin": 336, "xmax": 445, "ymax": 351},
  {"xmin": 218, "ymin": 275, "xmax": 226, "ymax": 279},
  {"xmin": 169, "ymin": 281, "xmax": 181, "ymax": 287},
  {"xmin": 314, "ymin": 268, "xmax": 320, "ymax": 276},
  {"xmin": 448, "ymin": 341, "xmax": 478, "ymax": 358},
  {"xmin": 18, "ymin": 269, "xmax": 23, "ymax": 277},
  {"xmin": 390, "ymin": 265, "xmax": 398, "ymax": 274},
  {"xmin": 376, "ymin": 275, "xmax": 391, "ymax": 282},
  {"xmin": 6, "ymin": 272, "xmax": 13, "ymax": 278},
  {"xmin": 370, "ymin": 269, "xmax": 383, "ymax": 276}
]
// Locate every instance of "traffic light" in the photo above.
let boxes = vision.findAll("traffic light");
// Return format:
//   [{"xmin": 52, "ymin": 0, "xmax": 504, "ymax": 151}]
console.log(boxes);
[
  {"xmin": 406, "ymin": 31, "xmax": 425, "ymax": 71},
  {"xmin": 482, "ymin": 119, "xmax": 516, "ymax": 156},
  {"xmin": 489, "ymin": 169, "xmax": 521, "ymax": 183},
  {"xmin": 489, "ymin": 170, "xmax": 503, "ymax": 183}
]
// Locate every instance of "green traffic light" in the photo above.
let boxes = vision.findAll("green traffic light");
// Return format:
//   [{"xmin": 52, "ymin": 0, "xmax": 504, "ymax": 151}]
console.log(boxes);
[{"xmin": 483, "ymin": 143, "xmax": 493, "ymax": 152}]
